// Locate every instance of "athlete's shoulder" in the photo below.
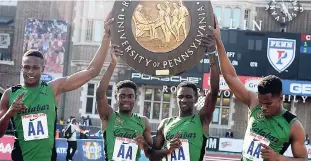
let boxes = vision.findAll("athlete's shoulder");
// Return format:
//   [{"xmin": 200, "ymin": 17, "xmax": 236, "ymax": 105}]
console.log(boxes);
[
  {"xmin": 282, "ymin": 110, "xmax": 297, "ymax": 124},
  {"xmin": 10, "ymin": 84, "xmax": 22, "ymax": 93}
]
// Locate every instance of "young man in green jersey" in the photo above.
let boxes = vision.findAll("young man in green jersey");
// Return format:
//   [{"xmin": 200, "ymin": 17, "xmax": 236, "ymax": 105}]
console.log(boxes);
[
  {"xmin": 0, "ymin": 14, "xmax": 114, "ymax": 161},
  {"xmin": 208, "ymin": 16, "xmax": 308, "ymax": 161},
  {"xmin": 134, "ymin": 22, "xmax": 220, "ymax": 161},
  {"xmin": 96, "ymin": 45, "xmax": 156, "ymax": 161}
]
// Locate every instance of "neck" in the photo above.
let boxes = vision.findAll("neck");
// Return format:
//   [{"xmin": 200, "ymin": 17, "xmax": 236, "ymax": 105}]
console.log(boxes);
[
  {"xmin": 24, "ymin": 82, "xmax": 40, "ymax": 88},
  {"xmin": 119, "ymin": 110, "xmax": 133, "ymax": 116},
  {"xmin": 179, "ymin": 111, "xmax": 193, "ymax": 117}
]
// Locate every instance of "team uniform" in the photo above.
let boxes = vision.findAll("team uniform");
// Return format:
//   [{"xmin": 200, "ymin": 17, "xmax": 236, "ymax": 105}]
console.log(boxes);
[
  {"xmin": 163, "ymin": 114, "xmax": 208, "ymax": 161},
  {"xmin": 9, "ymin": 81, "xmax": 57, "ymax": 161},
  {"xmin": 103, "ymin": 112, "xmax": 145, "ymax": 161},
  {"xmin": 242, "ymin": 106, "xmax": 296, "ymax": 161}
]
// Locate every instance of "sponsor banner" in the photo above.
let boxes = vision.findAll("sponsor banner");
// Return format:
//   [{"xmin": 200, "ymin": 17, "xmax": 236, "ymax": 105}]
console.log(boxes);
[
  {"xmin": 130, "ymin": 70, "xmax": 203, "ymax": 88},
  {"xmin": 203, "ymin": 73, "xmax": 261, "ymax": 92},
  {"xmin": 21, "ymin": 19, "xmax": 68, "ymax": 83},
  {"xmin": 218, "ymin": 138, "xmax": 243, "ymax": 153},
  {"xmin": 206, "ymin": 137, "xmax": 219, "ymax": 151},
  {"xmin": 0, "ymin": 135, "xmax": 14, "ymax": 160},
  {"xmin": 282, "ymin": 80, "xmax": 311, "ymax": 96}
]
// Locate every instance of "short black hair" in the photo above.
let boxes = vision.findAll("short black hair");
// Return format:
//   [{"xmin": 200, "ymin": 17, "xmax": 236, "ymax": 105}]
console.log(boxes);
[
  {"xmin": 177, "ymin": 81, "xmax": 198, "ymax": 98},
  {"xmin": 115, "ymin": 80, "xmax": 137, "ymax": 96},
  {"xmin": 258, "ymin": 75, "xmax": 282, "ymax": 96},
  {"xmin": 24, "ymin": 50, "xmax": 44, "ymax": 60}
]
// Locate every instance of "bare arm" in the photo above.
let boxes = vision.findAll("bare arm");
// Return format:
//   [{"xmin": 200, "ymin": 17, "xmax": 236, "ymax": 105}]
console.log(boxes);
[
  {"xmin": 96, "ymin": 45, "xmax": 123, "ymax": 120},
  {"xmin": 51, "ymin": 37, "xmax": 111, "ymax": 96},
  {"xmin": 209, "ymin": 17, "xmax": 258, "ymax": 109},
  {"xmin": 279, "ymin": 120, "xmax": 308, "ymax": 161},
  {"xmin": 50, "ymin": 15, "xmax": 114, "ymax": 97},
  {"xmin": 142, "ymin": 117, "xmax": 153, "ymax": 146},
  {"xmin": 199, "ymin": 51, "xmax": 219, "ymax": 126},
  {"xmin": 0, "ymin": 90, "xmax": 10, "ymax": 137},
  {"xmin": 140, "ymin": 119, "xmax": 171, "ymax": 161},
  {"xmin": 96, "ymin": 61, "xmax": 116, "ymax": 120}
]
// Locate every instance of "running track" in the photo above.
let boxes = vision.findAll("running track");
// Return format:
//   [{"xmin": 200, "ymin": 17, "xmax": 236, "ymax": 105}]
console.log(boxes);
[{"xmin": 204, "ymin": 153, "xmax": 241, "ymax": 161}]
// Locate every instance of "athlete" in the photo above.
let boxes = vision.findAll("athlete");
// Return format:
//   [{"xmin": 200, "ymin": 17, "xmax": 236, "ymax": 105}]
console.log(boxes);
[
  {"xmin": 96, "ymin": 46, "xmax": 153, "ymax": 161},
  {"xmin": 0, "ymin": 14, "xmax": 114, "ymax": 161},
  {"xmin": 207, "ymin": 16, "xmax": 308, "ymax": 161},
  {"xmin": 135, "ymin": 26, "xmax": 220, "ymax": 161}
]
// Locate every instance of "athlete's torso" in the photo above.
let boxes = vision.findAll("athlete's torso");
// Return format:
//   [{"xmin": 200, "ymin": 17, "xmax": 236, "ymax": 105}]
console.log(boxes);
[
  {"xmin": 163, "ymin": 114, "xmax": 208, "ymax": 161},
  {"xmin": 242, "ymin": 106, "xmax": 296, "ymax": 161},
  {"xmin": 103, "ymin": 112, "xmax": 145, "ymax": 161},
  {"xmin": 9, "ymin": 82, "xmax": 57, "ymax": 161}
]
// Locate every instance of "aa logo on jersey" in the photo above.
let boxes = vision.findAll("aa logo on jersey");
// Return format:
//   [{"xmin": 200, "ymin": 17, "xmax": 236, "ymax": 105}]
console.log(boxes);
[{"xmin": 267, "ymin": 38, "xmax": 296, "ymax": 73}]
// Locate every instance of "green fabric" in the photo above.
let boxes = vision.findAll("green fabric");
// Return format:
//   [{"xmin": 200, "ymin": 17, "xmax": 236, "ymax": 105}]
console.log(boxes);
[
  {"xmin": 242, "ymin": 106, "xmax": 296, "ymax": 161},
  {"xmin": 163, "ymin": 114, "xmax": 208, "ymax": 161},
  {"xmin": 9, "ymin": 82, "xmax": 57, "ymax": 161},
  {"xmin": 104, "ymin": 112, "xmax": 145, "ymax": 161}
]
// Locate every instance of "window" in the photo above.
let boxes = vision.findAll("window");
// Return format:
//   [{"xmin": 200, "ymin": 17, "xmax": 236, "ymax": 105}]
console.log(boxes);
[
  {"xmin": 143, "ymin": 88, "xmax": 171, "ymax": 121},
  {"xmin": 85, "ymin": 83, "xmax": 113, "ymax": 115},
  {"xmin": 233, "ymin": 8, "xmax": 241, "ymax": 28},
  {"xmin": 255, "ymin": 40, "xmax": 262, "ymax": 51},
  {"xmin": 212, "ymin": 95, "xmax": 231, "ymax": 126},
  {"xmin": 248, "ymin": 39, "xmax": 262, "ymax": 50},
  {"xmin": 85, "ymin": 19, "xmax": 104, "ymax": 42},
  {"xmin": 244, "ymin": 9, "xmax": 251, "ymax": 28},
  {"xmin": 214, "ymin": 7, "xmax": 222, "ymax": 26},
  {"xmin": 223, "ymin": 7, "xmax": 232, "ymax": 27}
]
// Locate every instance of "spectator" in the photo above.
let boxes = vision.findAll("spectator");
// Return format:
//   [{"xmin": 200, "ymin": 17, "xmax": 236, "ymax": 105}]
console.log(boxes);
[
  {"xmin": 79, "ymin": 116, "xmax": 86, "ymax": 126},
  {"xmin": 66, "ymin": 116, "xmax": 73, "ymax": 124},
  {"xmin": 86, "ymin": 115, "xmax": 92, "ymax": 126},
  {"xmin": 305, "ymin": 134, "xmax": 310, "ymax": 145},
  {"xmin": 225, "ymin": 129, "xmax": 234, "ymax": 138},
  {"xmin": 63, "ymin": 118, "xmax": 87, "ymax": 161},
  {"xmin": 59, "ymin": 117, "xmax": 65, "ymax": 125}
]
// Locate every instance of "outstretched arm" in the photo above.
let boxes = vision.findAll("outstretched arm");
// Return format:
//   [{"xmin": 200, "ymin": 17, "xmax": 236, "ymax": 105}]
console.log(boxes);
[
  {"xmin": 209, "ymin": 16, "xmax": 258, "ymax": 109},
  {"xmin": 96, "ymin": 46, "xmax": 123, "ymax": 120},
  {"xmin": 50, "ymin": 13, "xmax": 114, "ymax": 97},
  {"xmin": 199, "ymin": 35, "xmax": 219, "ymax": 126}
]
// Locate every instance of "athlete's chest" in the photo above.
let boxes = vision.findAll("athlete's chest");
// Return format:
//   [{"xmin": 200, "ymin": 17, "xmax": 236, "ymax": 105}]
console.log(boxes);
[
  {"xmin": 164, "ymin": 118, "xmax": 201, "ymax": 141},
  {"xmin": 248, "ymin": 117, "xmax": 289, "ymax": 146},
  {"xmin": 110, "ymin": 117, "xmax": 144, "ymax": 139}
]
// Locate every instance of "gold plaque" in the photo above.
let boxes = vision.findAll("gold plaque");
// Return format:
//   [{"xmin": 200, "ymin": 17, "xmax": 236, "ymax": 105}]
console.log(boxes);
[{"xmin": 132, "ymin": 1, "xmax": 191, "ymax": 53}]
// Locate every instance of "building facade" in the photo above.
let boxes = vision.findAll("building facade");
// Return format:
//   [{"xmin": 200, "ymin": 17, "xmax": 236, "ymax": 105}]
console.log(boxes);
[{"xmin": 1, "ymin": 0, "xmax": 311, "ymax": 139}]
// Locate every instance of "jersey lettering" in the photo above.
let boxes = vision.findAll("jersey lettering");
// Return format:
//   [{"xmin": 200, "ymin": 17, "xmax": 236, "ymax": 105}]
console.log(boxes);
[
  {"xmin": 22, "ymin": 113, "xmax": 48, "ymax": 141},
  {"xmin": 243, "ymin": 132, "xmax": 270, "ymax": 161},
  {"xmin": 112, "ymin": 137, "xmax": 138, "ymax": 161},
  {"xmin": 167, "ymin": 139, "xmax": 190, "ymax": 161}
]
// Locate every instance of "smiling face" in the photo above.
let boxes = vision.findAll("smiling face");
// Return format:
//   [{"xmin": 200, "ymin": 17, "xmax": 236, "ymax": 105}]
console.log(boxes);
[
  {"xmin": 116, "ymin": 87, "xmax": 136, "ymax": 113},
  {"xmin": 21, "ymin": 56, "xmax": 44, "ymax": 87},
  {"xmin": 176, "ymin": 87, "xmax": 197, "ymax": 114}
]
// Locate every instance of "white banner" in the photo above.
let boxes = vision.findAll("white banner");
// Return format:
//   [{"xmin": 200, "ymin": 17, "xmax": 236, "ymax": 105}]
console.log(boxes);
[{"xmin": 218, "ymin": 138, "xmax": 244, "ymax": 153}]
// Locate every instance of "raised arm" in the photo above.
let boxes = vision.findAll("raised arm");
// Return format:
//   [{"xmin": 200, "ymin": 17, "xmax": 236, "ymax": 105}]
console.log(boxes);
[
  {"xmin": 96, "ymin": 46, "xmax": 122, "ymax": 120},
  {"xmin": 50, "ymin": 13, "xmax": 114, "ymax": 97},
  {"xmin": 199, "ymin": 35, "xmax": 219, "ymax": 126},
  {"xmin": 209, "ymin": 16, "xmax": 258, "ymax": 109}
]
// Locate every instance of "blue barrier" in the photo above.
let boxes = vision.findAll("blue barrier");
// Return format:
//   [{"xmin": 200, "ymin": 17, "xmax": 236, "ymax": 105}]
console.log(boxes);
[{"xmin": 56, "ymin": 139, "xmax": 149, "ymax": 161}]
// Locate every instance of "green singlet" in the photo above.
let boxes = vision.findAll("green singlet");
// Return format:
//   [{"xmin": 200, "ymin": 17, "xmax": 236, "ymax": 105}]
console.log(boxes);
[
  {"xmin": 242, "ymin": 106, "xmax": 297, "ymax": 161},
  {"xmin": 163, "ymin": 114, "xmax": 208, "ymax": 161},
  {"xmin": 9, "ymin": 81, "xmax": 57, "ymax": 161},
  {"xmin": 103, "ymin": 112, "xmax": 146, "ymax": 161}
]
